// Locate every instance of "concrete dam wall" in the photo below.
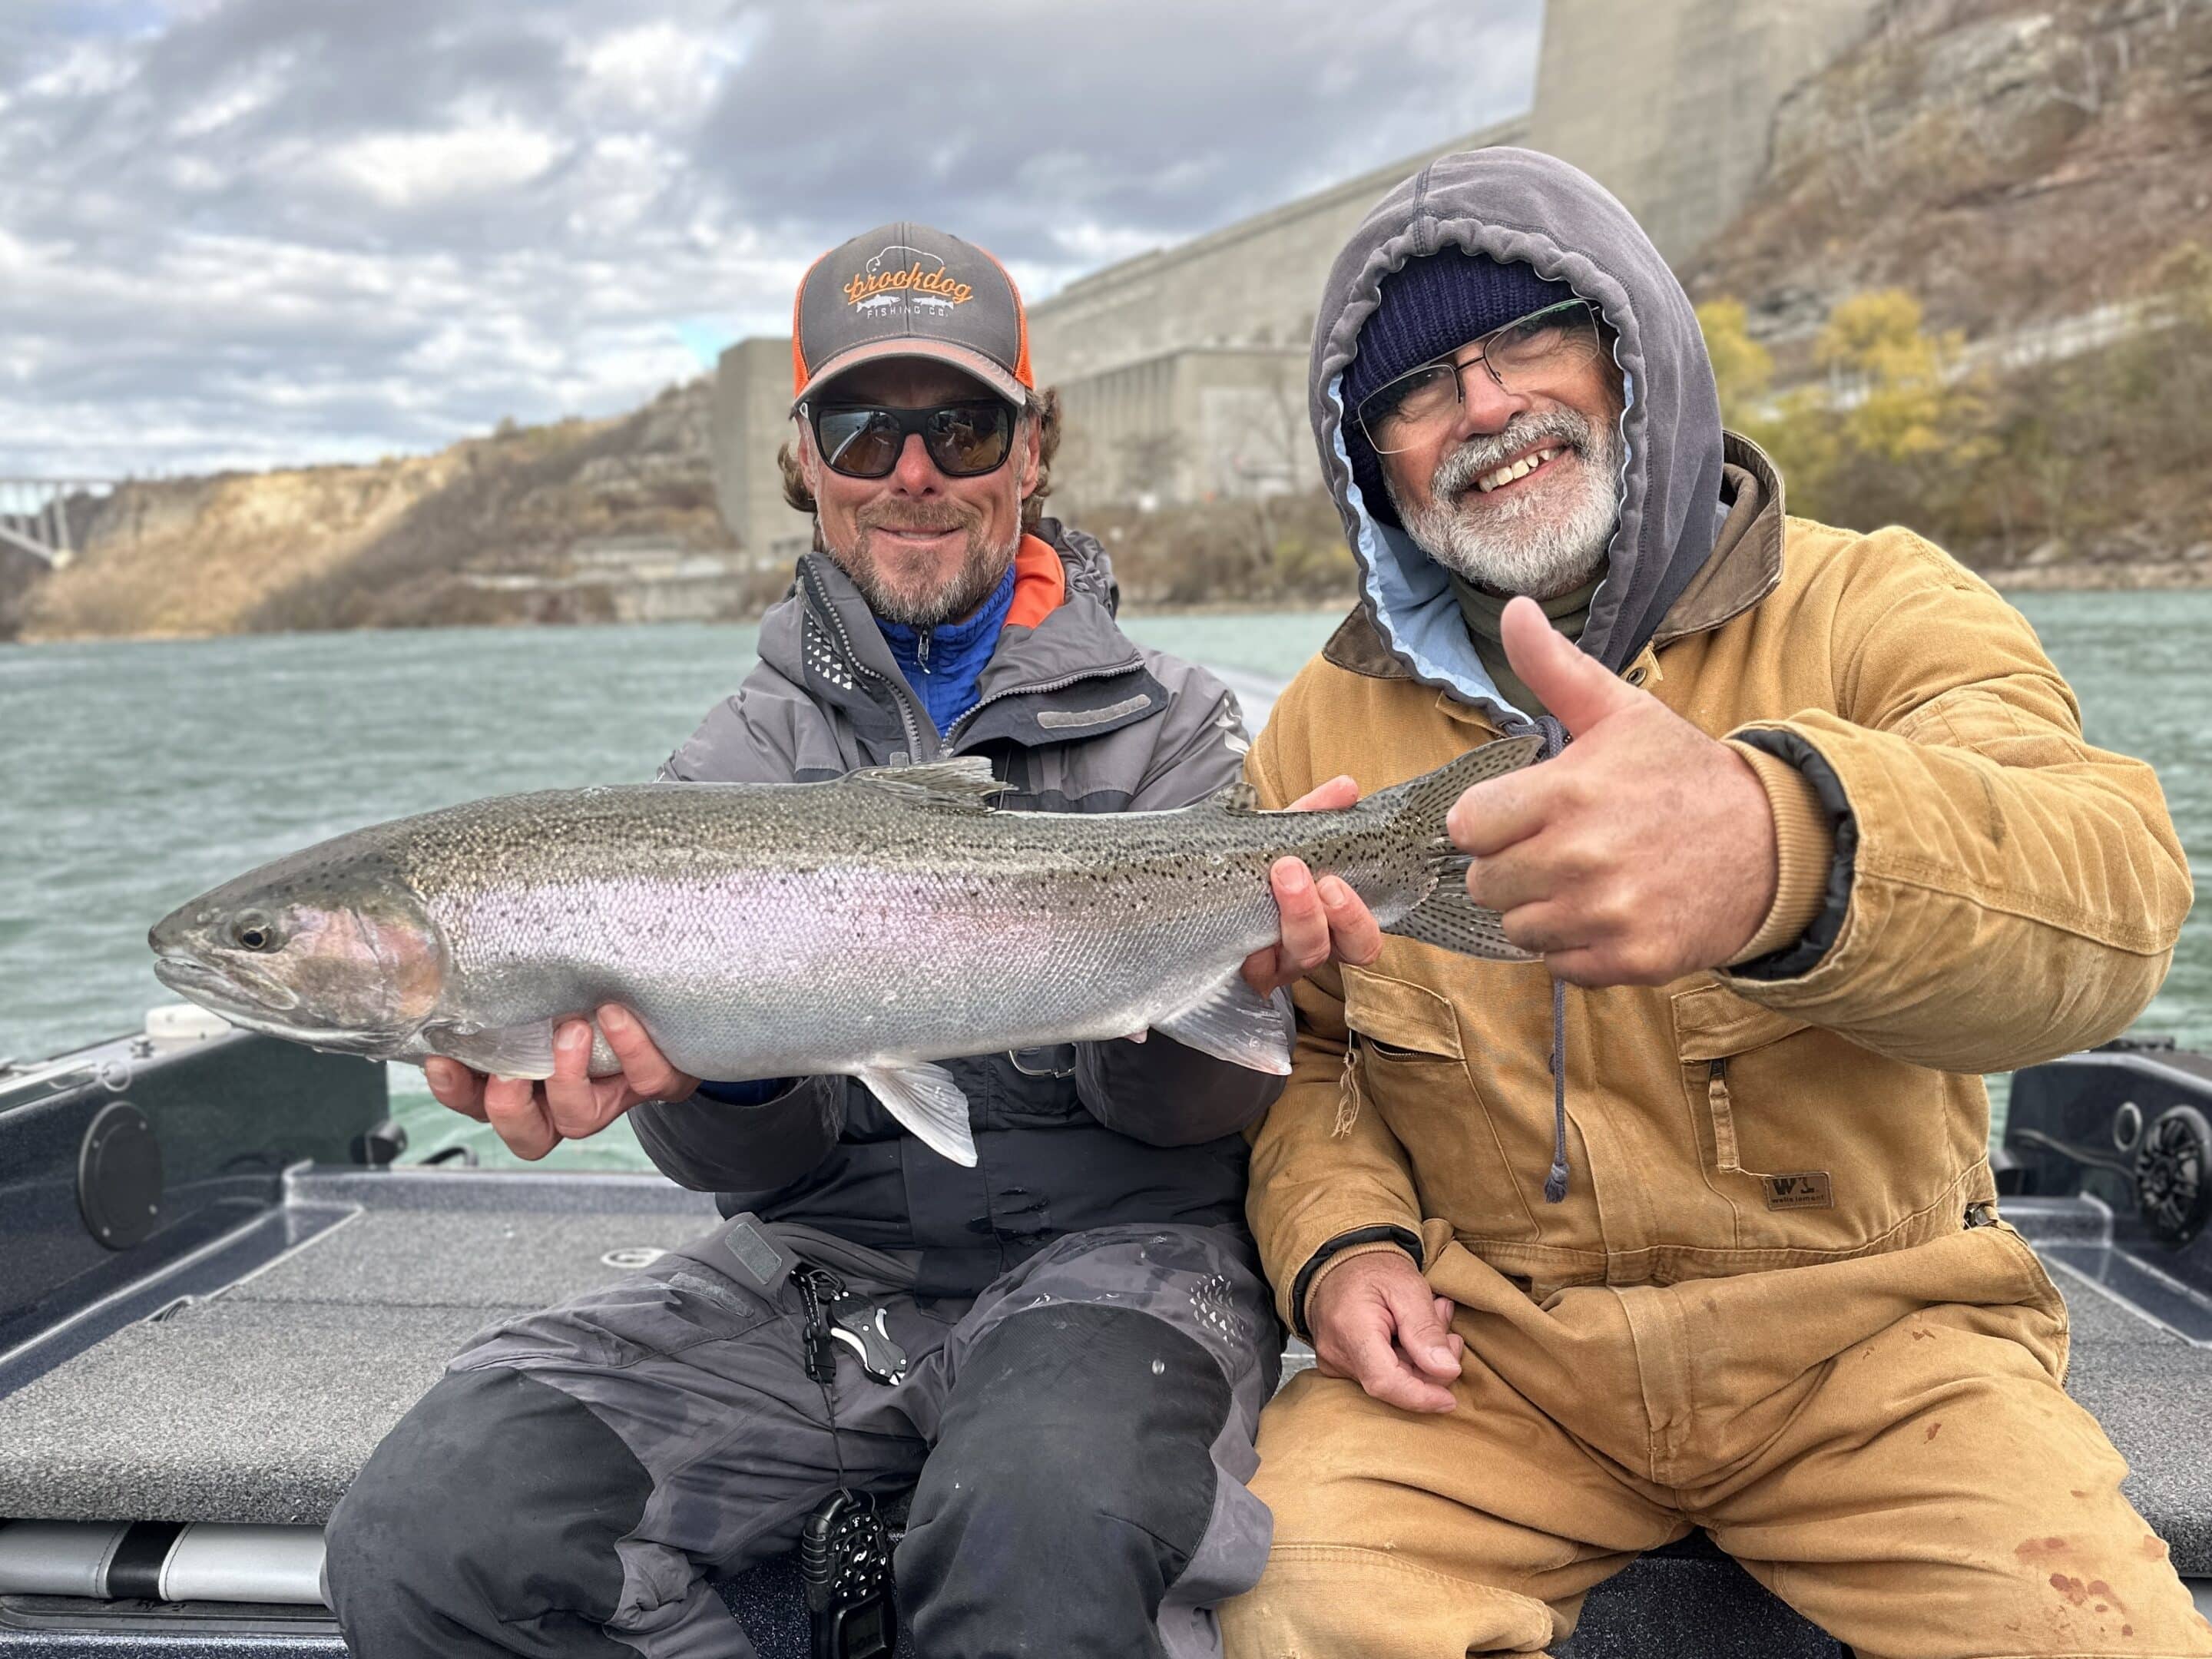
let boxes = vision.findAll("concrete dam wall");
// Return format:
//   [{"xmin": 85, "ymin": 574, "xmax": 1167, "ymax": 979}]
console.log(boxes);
[{"xmin": 714, "ymin": 0, "xmax": 1889, "ymax": 561}]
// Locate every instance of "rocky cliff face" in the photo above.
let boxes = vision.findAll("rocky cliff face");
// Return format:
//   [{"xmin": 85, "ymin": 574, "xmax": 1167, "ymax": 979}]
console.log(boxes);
[
  {"xmin": 1687, "ymin": 0, "xmax": 2212, "ymax": 343},
  {"xmin": 16, "ymin": 380, "xmax": 745, "ymax": 641},
  {"xmin": 1677, "ymin": 0, "xmax": 2212, "ymax": 581}
]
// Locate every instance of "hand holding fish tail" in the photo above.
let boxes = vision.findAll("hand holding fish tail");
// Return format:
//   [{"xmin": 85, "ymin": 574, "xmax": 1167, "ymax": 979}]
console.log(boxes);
[
  {"xmin": 1447, "ymin": 597, "xmax": 1778, "ymax": 986},
  {"xmin": 426, "ymin": 1004, "xmax": 699, "ymax": 1161},
  {"xmin": 1240, "ymin": 775, "xmax": 1386, "ymax": 999}
]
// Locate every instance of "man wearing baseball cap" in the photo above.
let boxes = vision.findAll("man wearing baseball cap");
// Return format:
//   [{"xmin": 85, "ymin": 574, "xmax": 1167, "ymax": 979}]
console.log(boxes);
[{"xmin": 326, "ymin": 222, "xmax": 1373, "ymax": 1659}]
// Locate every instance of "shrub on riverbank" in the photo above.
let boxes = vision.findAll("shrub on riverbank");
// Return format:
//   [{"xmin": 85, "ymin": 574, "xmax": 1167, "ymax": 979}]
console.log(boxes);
[
  {"xmin": 1084, "ymin": 489, "xmax": 1359, "ymax": 611},
  {"xmin": 1699, "ymin": 253, "xmax": 2212, "ymax": 575}
]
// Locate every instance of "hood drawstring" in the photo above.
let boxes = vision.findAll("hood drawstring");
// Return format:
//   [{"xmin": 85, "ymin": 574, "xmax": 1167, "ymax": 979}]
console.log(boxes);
[
  {"xmin": 1532, "ymin": 714, "xmax": 1574, "ymax": 1204},
  {"xmin": 1545, "ymin": 976, "xmax": 1571, "ymax": 1204}
]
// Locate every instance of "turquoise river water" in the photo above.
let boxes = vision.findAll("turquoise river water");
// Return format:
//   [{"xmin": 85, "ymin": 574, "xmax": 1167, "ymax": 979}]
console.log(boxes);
[{"xmin": 4, "ymin": 594, "xmax": 2206, "ymax": 1171}]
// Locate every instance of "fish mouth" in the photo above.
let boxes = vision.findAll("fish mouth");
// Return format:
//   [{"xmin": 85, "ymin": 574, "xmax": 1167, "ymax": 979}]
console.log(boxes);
[
  {"xmin": 151, "ymin": 955, "xmax": 400, "ymax": 1056},
  {"xmin": 152, "ymin": 952, "xmax": 303, "ymax": 1015}
]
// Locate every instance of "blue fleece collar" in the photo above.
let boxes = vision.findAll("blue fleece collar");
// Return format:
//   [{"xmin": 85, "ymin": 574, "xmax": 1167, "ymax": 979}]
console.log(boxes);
[{"xmin": 875, "ymin": 561, "xmax": 1018, "ymax": 737}]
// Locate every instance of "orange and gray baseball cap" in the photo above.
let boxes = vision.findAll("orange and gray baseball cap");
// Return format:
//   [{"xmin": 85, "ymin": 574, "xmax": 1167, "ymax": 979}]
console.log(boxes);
[{"xmin": 790, "ymin": 222, "xmax": 1033, "ymax": 409}]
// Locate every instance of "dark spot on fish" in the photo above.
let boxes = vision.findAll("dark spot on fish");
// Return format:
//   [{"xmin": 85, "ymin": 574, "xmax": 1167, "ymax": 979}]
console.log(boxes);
[
  {"xmin": 2017, "ymin": 1538, "xmax": 2070, "ymax": 1560},
  {"xmin": 2071, "ymin": 1488, "xmax": 2089, "ymax": 1499},
  {"xmin": 1910, "ymin": 1326, "xmax": 1934, "ymax": 1340},
  {"xmin": 2051, "ymin": 1572, "xmax": 2090, "ymax": 1605},
  {"xmin": 1925, "ymin": 1421, "xmax": 1942, "ymax": 1441},
  {"xmin": 2142, "ymin": 1535, "xmax": 2168, "ymax": 1559}
]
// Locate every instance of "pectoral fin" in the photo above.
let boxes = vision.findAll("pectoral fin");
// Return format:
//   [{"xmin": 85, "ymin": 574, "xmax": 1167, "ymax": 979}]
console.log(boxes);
[
  {"xmin": 419, "ymin": 1019, "xmax": 559, "ymax": 1079},
  {"xmin": 418, "ymin": 1018, "xmax": 625, "ymax": 1079},
  {"xmin": 1152, "ymin": 973, "xmax": 1293, "ymax": 1075},
  {"xmin": 857, "ymin": 1061, "xmax": 978, "ymax": 1167}
]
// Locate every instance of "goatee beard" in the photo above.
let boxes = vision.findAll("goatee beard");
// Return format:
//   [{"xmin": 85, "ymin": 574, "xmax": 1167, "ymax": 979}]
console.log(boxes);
[
  {"xmin": 1387, "ymin": 404, "xmax": 1623, "ymax": 601},
  {"xmin": 833, "ymin": 506, "xmax": 1018, "ymax": 629}
]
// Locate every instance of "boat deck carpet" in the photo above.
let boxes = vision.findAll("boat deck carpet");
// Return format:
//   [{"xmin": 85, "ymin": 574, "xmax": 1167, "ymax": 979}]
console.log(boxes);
[
  {"xmin": 0, "ymin": 1174, "xmax": 2205, "ymax": 1588},
  {"xmin": 0, "ymin": 1180, "xmax": 720, "ymax": 1526}
]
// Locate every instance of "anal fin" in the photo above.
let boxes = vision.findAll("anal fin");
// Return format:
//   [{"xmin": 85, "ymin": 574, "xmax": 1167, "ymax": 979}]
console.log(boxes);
[
  {"xmin": 1153, "ymin": 973, "xmax": 1293, "ymax": 1075},
  {"xmin": 857, "ymin": 1061, "xmax": 978, "ymax": 1167}
]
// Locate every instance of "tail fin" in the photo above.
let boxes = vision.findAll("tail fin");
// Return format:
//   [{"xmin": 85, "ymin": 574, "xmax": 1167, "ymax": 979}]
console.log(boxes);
[{"xmin": 1369, "ymin": 734, "xmax": 1544, "ymax": 962}]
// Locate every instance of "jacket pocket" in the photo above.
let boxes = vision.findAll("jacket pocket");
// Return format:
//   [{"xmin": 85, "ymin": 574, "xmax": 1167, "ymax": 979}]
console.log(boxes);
[
  {"xmin": 1985, "ymin": 1217, "xmax": 2072, "ymax": 1382},
  {"xmin": 1343, "ymin": 966, "xmax": 1541, "ymax": 1240},
  {"xmin": 1343, "ymin": 968, "xmax": 1464, "ymax": 1061},
  {"xmin": 1671, "ymin": 981, "xmax": 1813, "ymax": 1064},
  {"xmin": 1674, "ymin": 981, "xmax": 1826, "ymax": 1235},
  {"xmin": 1672, "ymin": 979, "xmax": 1975, "ymax": 1250},
  {"xmin": 978, "ymin": 1051, "xmax": 1088, "ymax": 1130}
]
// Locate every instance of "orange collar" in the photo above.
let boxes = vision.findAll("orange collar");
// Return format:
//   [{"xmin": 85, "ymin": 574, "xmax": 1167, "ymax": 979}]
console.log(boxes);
[{"xmin": 1005, "ymin": 533, "xmax": 1065, "ymax": 630}]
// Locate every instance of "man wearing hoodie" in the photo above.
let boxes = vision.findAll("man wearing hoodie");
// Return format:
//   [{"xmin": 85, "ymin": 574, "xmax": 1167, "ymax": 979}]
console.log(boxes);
[
  {"xmin": 326, "ymin": 224, "xmax": 1340, "ymax": 1659},
  {"xmin": 1220, "ymin": 151, "xmax": 2205, "ymax": 1657}
]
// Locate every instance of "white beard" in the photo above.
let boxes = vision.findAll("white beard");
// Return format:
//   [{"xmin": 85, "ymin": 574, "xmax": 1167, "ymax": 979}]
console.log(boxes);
[{"xmin": 1387, "ymin": 405, "xmax": 1623, "ymax": 600}]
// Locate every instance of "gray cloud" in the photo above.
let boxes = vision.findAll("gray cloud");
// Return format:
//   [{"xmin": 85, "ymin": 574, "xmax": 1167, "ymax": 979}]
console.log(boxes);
[{"xmin": 0, "ymin": 0, "xmax": 1537, "ymax": 477}]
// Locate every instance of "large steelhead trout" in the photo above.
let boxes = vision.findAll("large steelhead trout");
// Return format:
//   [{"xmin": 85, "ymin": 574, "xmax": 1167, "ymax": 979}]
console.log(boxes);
[{"xmin": 150, "ymin": 737, "xmax": 1538, "ymax": 1165}]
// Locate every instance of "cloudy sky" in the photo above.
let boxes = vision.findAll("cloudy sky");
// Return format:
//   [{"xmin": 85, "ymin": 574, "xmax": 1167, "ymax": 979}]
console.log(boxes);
[{"xmin": 0, "ymin": 0, "xmax": 1539, "ymax": 478}]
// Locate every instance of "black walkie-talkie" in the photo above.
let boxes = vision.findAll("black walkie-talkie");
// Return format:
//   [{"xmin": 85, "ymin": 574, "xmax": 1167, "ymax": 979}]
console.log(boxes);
[{"xmin": 800, "ymin": 1488, "xmax": 897, "ymax": 1659}]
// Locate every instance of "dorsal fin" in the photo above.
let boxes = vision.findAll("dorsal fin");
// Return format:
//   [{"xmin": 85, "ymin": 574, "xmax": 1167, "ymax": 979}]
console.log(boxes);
[{"xmin": 846, "ymin": 757, "xmax": 1008, "ymax": 813}]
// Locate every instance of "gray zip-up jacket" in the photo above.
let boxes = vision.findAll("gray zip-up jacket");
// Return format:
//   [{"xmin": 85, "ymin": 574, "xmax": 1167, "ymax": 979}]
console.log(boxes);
[{"xmin": 628, "ymin": 520, "xmax": 1288, "ymax": 1295}]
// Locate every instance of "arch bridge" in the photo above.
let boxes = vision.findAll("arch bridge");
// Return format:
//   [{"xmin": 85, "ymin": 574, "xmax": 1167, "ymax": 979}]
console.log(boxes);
[{"xmin": 0, "ymin": 478, "xmax": 117, "ymax": 570}]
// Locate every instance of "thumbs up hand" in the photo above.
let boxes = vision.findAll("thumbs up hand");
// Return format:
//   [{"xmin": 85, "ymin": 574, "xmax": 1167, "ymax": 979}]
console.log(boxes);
[{"xmin": 1444, "ymin": 596, "xmax": 1780, "ymax": 986}]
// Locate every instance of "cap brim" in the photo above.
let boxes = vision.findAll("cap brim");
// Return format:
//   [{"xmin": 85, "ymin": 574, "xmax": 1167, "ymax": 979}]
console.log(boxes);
[{"xmin": 793, "ymin": 338, "xmax": 1028, "ymax": 411}]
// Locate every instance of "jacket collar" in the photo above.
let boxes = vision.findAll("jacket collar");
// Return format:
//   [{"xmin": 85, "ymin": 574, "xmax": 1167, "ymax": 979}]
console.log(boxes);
[
  {"xmin": 757, "ymin": 518, "xmax": 1159, "ymax": 756},
  {"xmin": 1323, "ymin": 430, "xmax": 1784, "ymax": 684},
  {"xmin": 1651, "ymin": 432, "xmax": 1784, "ymax": 647}
]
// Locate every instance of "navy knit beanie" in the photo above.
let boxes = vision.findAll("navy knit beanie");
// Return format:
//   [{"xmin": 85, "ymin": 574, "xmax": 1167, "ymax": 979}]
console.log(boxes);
[{"xmin": 1340, "ymin": 250, "xmax": 1574, "ymax": 529}]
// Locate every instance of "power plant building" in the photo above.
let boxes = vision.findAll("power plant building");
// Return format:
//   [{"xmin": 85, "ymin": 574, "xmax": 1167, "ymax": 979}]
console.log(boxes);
[{"xmin": 713, "ymin": 0, "xmax": 1888, "ymax": 559}]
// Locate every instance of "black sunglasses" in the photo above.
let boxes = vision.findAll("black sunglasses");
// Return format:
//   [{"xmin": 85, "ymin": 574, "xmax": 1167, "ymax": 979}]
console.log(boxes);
[{"xmin": 805, "ymin": 400, "xmax": 1016, "ymax": 480}]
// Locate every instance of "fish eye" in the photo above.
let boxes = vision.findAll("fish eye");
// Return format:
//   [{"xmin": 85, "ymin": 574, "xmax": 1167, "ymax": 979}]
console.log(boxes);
[{"xmin": 231, "ymin": 915, "xmax": 280, "ymax": 952}]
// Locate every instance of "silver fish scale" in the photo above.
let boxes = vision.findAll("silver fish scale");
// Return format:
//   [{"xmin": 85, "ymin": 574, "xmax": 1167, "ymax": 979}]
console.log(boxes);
[{"xmin": 368, "ymin": 776, "xmax": 1434, "ymax": 1078}]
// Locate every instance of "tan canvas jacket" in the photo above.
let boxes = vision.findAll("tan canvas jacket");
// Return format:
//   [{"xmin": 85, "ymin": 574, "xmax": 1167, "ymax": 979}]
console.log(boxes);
[{"xmin": 1245, "ymin": 443, "xmax": 2194, "ymax": 1333}]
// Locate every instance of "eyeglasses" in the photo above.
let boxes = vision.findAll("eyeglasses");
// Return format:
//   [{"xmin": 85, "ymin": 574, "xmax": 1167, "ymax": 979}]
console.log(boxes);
[
  {"xmin": 804, "ymin": 400, "xmax": 1016, "ymax": 479},
  {"xmin": 1355, "ymin": 300, "xmax": 1604, "ymax": 455}
]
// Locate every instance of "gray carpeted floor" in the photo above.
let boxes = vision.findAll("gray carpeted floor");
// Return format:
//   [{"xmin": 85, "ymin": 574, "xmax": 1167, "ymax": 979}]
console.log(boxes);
[
  {"xmin": 1, "ymin": 1186, "xmax": 2206, "ymax": 1591},
  {"xmin": 0, "ymin": 1198, "xmax": 722, "ymax": 1525}
]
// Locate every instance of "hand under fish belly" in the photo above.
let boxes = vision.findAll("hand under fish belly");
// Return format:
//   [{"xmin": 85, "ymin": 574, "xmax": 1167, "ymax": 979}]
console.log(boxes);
[{"xmin": 149, "ymin": 740, "xmax": 1538, "ymax": 1165}]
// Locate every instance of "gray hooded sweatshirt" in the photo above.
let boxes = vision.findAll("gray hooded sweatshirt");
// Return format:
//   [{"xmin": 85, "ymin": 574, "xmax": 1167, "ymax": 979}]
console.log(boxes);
[
  {"xmin": 1311, "ymin": 145, "xmax": 1728, "ymax": 724},
  {"xmin": 1307, "ymin": 147, "xmax": 1736, "ymax": 1204}
]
